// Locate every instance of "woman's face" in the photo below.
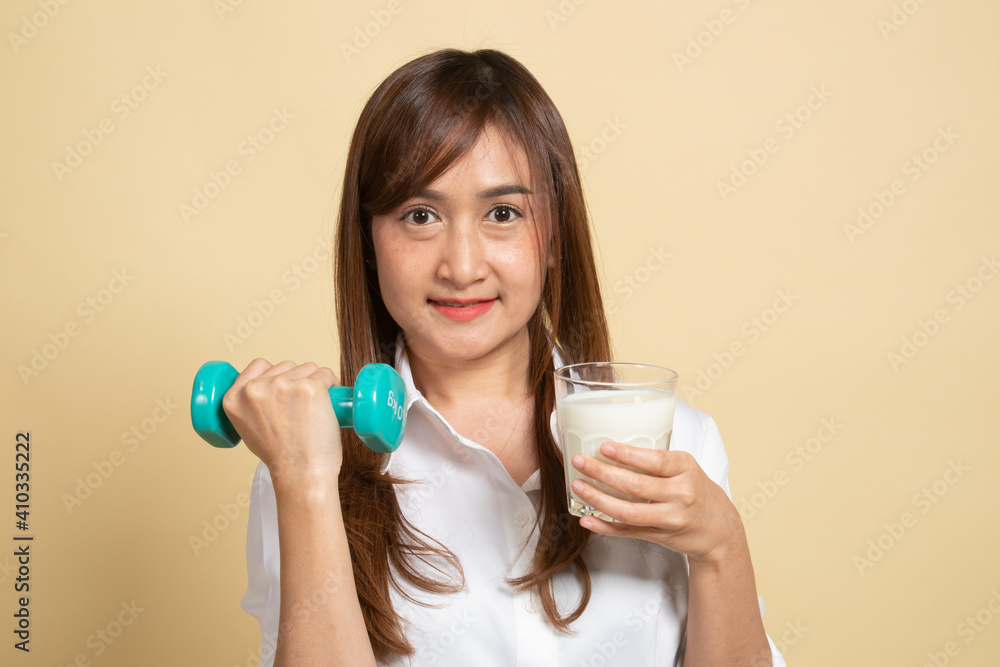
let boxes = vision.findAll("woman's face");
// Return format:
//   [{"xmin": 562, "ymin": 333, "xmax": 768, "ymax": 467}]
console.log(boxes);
[{"xmin": 371, "ymin": 126, "xmax": 549, "ymax": 365}]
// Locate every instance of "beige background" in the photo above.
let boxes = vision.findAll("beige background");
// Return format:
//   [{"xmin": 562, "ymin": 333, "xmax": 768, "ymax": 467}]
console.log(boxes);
[{"xmin": 2, "ymin": 0, "xmax": 998, "ymax": 665}]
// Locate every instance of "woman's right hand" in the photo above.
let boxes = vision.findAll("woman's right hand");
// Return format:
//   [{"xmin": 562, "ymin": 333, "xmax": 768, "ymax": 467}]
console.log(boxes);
[{"xmin": 221, "ymin": 358, "xmax": 344, "ymax": 484}]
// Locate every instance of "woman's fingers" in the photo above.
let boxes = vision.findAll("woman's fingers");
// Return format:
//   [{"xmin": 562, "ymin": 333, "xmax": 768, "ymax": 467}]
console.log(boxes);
[
  {"xmin": 570, "ymin": 477, "xmax": 661, "ymax": 526},
  {"xmin": 218, "ymin": 359, "xmax": 348, "ymax": 479},
  {"xmin": 220, "ymin": 358, "xmax": 343, "ymax": 435},
  {"xmin": 599, "ymin": 442, "xmax": 694, "ymax": 478},
  {"xmin": 250, "ymin": 360, "xmax": 340, "ymax": 385},
  {"xmin": 573, "ymin": 512, "xmax": 675, "ymax": 546},
  {"xmin": 266, "ymin": 360, "xmax": 314, "ymax": 379},
  {"xmin": 227, "ymin": 361, "xmax": 339, "ymax": 408},
  {"xmin": 570, "ymin": 445, "xmax": 704, "ymax": 527},
  {"xmin": 571, "ymin": 445, "xmax": 744, "ymax": 561},
  {"xmin": 571, "ymin": 445, "xmax": 693, "ymax": 504},
  {"xmin": 257, "ymin": 359, "xmax": 298, "ymax": 376},
  {"xmin": 301, "ymin": 363, "xmax": 340, "ymax": 387}
]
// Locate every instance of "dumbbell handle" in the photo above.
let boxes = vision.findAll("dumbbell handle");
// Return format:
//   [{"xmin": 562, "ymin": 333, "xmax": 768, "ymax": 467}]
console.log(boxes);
[
  {"xmin": 191, "ymin": 361, "xmax": 406, "ymax": 453},
  {"xmin": 327, "ymin": 387, "xmax": 355, "ymax": 428}
]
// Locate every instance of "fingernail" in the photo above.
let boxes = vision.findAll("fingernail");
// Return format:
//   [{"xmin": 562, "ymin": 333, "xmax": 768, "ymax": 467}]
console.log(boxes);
[
  {"xmin": 572, "ymin": 455, "xmax": 585, "ymax": 469},
  {"xmin": 572, "ymin": 479, "xmax": 584, "ymax": 492},
  {"xmin": 601, "ymin": 442, "xmax": 616, "ymax": 456}
]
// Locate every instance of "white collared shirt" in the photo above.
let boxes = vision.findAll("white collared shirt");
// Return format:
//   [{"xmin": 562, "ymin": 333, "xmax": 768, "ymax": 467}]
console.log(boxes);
[{"xmin": 240, "ymin": 349, "xmax": 786, "ymax": 666}]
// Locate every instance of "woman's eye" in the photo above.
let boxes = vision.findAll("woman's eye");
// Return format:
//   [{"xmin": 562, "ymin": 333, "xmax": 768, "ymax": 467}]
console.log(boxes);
[
  {"xmin": 486, "ymin": 205, "xmax": 521, "ymax": 223},
  {"xmin": 403, "ymin": 208, "xmax": 438, "ymax": 225}
]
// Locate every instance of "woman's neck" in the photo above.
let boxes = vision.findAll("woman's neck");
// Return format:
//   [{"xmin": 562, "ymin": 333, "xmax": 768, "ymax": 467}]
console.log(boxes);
[
  {"xmin": 406, "ymin": 331, "xmax": 533, "ymax": 410},
  {"xmin": 407, "ymin": 329, "xmax": 540, "ymax": 485}
]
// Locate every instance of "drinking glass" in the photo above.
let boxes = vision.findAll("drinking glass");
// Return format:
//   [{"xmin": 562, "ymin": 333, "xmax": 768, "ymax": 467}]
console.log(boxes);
[{"xmin": 554, "ymin": 362, "xmax": 678, "ymax": 521}]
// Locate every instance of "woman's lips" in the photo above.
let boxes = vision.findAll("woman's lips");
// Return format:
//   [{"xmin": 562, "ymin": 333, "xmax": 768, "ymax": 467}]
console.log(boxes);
[{"xmin": 429, "ymin": 298, "xmax": 496, "ymax": 322}]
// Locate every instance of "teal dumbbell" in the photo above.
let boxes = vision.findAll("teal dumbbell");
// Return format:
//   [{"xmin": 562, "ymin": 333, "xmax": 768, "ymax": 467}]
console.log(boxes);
[{"xmin": 190, "ymin": 361, "xmax": 406, "ymax": 453}]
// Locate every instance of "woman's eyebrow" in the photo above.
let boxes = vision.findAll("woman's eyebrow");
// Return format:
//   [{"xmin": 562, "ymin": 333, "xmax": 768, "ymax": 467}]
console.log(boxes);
[
  {"xmin": 416, "ymin": 184, "xmax": 532, "ymax": 201},
  {"xmin": 478, "ymin": 184, "xmax": 532, "ymax": 198}
]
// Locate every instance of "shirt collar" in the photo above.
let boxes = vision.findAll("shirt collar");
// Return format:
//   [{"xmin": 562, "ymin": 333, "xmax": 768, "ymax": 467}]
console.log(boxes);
[
  {"xmin": 380, "ymin": 337, "xmax": 564, "ymax": 495},
  {"xmin": 380, "ymin": 338, "xmax": 487, "ymax": 473}
]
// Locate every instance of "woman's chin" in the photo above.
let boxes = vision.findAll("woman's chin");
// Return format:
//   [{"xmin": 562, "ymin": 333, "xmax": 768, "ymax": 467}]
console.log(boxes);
[{"xmin": 407, "ymin": 328, "xmax": 529, "ymax": 365}]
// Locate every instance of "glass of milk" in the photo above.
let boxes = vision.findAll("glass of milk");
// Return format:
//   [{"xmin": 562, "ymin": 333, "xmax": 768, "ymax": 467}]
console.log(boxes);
[{"xmin": 554, "ymin": 362, "xmax": 678, "ymax": 521}]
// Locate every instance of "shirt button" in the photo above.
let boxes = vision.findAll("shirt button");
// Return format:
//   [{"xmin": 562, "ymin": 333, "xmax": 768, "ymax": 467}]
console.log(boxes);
[{"xmin": 514, "ymin": 511, "xmax": 531, "ymax": 527}]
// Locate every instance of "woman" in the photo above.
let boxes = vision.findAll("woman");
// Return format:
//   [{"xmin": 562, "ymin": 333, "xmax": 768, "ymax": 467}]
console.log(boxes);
[{"xmin": 227, "ymin": 49, "xmax": 785, "ymax": 666}]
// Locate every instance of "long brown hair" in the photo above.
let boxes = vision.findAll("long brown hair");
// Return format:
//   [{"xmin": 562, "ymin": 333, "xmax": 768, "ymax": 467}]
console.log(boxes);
[{"xmin": 334, "ymin": 48, "xmax": 611, "ymax": 661}]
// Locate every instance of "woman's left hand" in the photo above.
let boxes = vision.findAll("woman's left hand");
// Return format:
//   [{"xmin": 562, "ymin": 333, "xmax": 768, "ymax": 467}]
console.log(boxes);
[{"xmin": 570, "ymin": 442, "xmax": 744, "ymax": 565}]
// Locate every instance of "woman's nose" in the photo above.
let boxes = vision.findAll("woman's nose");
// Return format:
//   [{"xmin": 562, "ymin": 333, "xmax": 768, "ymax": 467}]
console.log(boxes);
[{"xmin": 436, "ymin": 222, "xmax": 488, "ymax": 288}]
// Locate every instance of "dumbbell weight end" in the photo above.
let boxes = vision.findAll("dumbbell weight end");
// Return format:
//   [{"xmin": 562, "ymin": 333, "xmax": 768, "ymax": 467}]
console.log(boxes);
[
  {"xmin": 191, "ymin": 361, "xmax": 242, "ymax": 449},
  {"xmin": 190, "ymin": 361, "xmax": 406, "ymax": 453}
]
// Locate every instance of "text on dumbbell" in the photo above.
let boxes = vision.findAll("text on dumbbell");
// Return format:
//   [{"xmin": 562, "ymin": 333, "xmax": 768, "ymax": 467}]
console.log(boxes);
[{"xmin": 387, "ymin": 391, "xmax": 404, "ymax": 421}]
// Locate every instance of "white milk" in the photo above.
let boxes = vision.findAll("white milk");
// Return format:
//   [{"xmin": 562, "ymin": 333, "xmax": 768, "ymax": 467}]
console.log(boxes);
[{"xmin": 557, "ymin": 388, "xmax": 676, "ymax": 516}]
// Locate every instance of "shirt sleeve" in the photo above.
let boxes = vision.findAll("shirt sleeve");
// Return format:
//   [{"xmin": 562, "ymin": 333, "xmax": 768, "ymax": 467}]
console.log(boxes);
[
  {"xmin": 240, "ymin": 460, "xmax": 281, "ymax": 667},
  {"xmin": 674, "ymin": 402, "xmax": 731, "ymax": 498},
  {"xmin": 675, "ymin": 402, "xmax": 787, "ymax": 667}
]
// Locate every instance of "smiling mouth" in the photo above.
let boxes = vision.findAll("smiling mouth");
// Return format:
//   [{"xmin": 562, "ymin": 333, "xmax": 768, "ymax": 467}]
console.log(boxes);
[
  {"xmin": 428, "ymin": 298, "xmax": 496, "ymax": 307},
  {"xmin": 429, "ymin": 298, "xmax": 497, "ymax": 321}
]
